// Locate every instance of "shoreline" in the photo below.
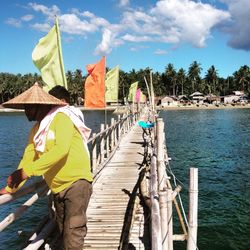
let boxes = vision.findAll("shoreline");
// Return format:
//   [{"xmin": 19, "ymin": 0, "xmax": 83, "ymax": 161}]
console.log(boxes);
[
  {"xmin": 158, "ymin": 103, "xmax": 250, "ymax": 111},
  {"xmin": 0, "ymin": 104, "xmax": 249, "ymax": 113}
]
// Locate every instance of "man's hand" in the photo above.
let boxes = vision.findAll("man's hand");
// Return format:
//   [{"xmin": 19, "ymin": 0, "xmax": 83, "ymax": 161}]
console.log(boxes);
[
  {"xmin": 0, "ymin": 188, "xmax": 9, "ymax": 195},
  {"xmin": 7, "ymin": 169, "xmax": 29, "ymax": 189}
]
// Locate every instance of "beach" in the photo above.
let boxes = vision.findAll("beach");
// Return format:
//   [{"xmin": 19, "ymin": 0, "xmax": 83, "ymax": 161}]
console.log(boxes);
[{"xmin": 0, "ymin": 103, "xmax": 249, "ymax": 113}]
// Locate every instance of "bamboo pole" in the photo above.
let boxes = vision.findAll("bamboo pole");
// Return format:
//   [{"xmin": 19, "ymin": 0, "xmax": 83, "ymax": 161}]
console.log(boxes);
[
  {"xmin": 144, "ymin": 76, "xmax": 152, "ymax": 107},
  {"xmin": 0, "ymin": 186, "xmax": 48, "ymax": 232},
  {"xmin": 167, "ymin": 187, "xmax": 173, "ymax": 250},
  {"xmin": 0, "ymin": 179, "xmax": 46, "ymax": 205},
  {"xmin": 164, "ymin": 133, "xmax": 188, "ymax": 236},
  {"xmin": 92, "ymin": 133, "xmax": 97, "ymax": 173},
  {"xmin": 157, "ymin": 118, "xmax": 166, "ymax": 191},
  {"xmin": 111, "ymin": 118, "xmax": 115, "ymax": 150},
  {"xmin": 23, "ymin": 219, "xmax": 56, "ymax": 250},
  {"xmin": 187, "ymin": 168, "xmax": 198, "ymax": 250},
  {"xmin": 100, "ymin": 124, "xmax": 105, "ymax": 162},
  {"xmin": 117, "ymin": 115, "xmax": 121, "ymax": 140},
  {"xmin": 150, "ymin": 154, "xmax": 162, "ymax": 250},
  {"xmin": 159, "ymin": 190, "xmax": 168, "ymax": 250},
  {"xmin": 106, "ymin": 124, "xmax": 110, "ymax": 158},
  {"xmin": 150, "ymin": 71, "xmax": 155, "ymax": 112}
]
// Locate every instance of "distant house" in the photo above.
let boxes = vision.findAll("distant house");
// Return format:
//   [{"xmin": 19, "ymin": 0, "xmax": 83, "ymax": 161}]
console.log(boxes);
[
  {"xmin": 160, "ymin": 96, "xmax": 178, "ymax": 107},
  {"xmin": 222, "ymin": 91, "xmax": 246, "ymax": 104},
  {"xmin": 178, "ymin": 95, "xmax": 190, "ymax": 104},
  {"xmin": 190, "ymin": 92, "xmax": 204, "ymax": 104},
  {"xmin": 204, "ymin": 94, "xmax": 221, "ymax": 104},
  {"xmin": 233, "ymin": 91, "xmax": 244, "ymax": 96}
]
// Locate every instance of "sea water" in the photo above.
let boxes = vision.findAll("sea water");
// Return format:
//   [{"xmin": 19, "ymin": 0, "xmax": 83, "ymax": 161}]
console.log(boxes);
[
  {"xmin": 0, "ymin": 109, "xmax": 249, "ymax": 249},
  {"xmin": 160, "ymin": 108, "xmax": 250, "ymax": 250}
]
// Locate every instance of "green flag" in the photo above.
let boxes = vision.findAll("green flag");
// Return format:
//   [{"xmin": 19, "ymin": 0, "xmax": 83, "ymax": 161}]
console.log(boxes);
[
  {"xmin": 105, "ymin": 65, "xmax": 119, "ymax": 102},
  {"xmin": 32, "ymin": 18, "xmax": 67, "ymax": 91},
  {"xmin": 127, "ymin": 81, "xmax": 138, "ymax": 102}
]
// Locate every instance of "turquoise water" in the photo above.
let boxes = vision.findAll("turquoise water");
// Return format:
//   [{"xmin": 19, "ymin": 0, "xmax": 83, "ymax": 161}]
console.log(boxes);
[
  {"xmin": 160, "ymin": 109, "xmax": 250, "ymax": 250},
  {"xmin": 0, "ymin": 110, "xmax": 117, "ymax": 249},
  {"xmin": 0, "ymin": 109, "xmax": 250, "ymax": 249}
]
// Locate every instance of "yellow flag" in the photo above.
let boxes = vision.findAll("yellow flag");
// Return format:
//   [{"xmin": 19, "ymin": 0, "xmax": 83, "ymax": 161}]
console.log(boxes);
[
  {"xmin": 105, "ymin": 65, "xmax": 119, "ymax": 103},
  {"xmin": 32, "ymin": 18, "xmax": 67, "ymax": 91},
  {"xmin": 128, "ymin": 81, "xmax": 138, "ymax": 102}
]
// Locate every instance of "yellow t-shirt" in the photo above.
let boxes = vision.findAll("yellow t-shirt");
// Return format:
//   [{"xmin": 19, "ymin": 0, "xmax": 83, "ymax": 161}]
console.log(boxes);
[{"xmin": 8, "ymin": 112, "xmax": 93, "ymax": 194}]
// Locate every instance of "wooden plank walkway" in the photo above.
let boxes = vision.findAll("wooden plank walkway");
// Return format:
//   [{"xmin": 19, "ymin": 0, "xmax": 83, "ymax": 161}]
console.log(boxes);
[{"xmin": 84, "ymin": 124, "xmax": 151, "ymax": 250}]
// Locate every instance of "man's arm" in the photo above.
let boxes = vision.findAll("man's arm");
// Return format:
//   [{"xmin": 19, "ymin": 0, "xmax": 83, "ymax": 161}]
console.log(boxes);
[{"xmin": 23, "ymin": 113, "xmax": 74, "ymax": 177}]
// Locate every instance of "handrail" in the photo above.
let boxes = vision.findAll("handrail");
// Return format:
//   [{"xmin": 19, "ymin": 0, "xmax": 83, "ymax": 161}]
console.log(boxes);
[{"xmin": 0, "ymin": 109, "xmax": 141, "ymax": 249}]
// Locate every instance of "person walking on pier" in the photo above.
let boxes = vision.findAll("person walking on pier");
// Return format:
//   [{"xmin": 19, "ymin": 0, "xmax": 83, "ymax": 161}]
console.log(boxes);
[{"xmin": 0, "ymin": 82, "xmax": 93, "ymax": 249}]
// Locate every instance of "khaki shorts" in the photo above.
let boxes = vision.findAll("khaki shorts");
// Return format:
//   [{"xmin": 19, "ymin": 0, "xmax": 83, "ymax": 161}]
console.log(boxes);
[{"xmin": 53, "ymin": 179, "xmax": 92, "ymax": 250}]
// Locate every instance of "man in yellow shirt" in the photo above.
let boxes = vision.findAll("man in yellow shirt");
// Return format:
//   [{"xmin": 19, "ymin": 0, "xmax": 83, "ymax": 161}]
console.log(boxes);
[{"xmin": 0, "ymin": 83, "xmax": 93, "ymax": 249}]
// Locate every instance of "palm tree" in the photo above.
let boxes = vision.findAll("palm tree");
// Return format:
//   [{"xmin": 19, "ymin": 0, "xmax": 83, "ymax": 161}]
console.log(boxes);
[
  {"xmin": 164, "ymin": 63, "xmax": 177, "ymax": 96},
  {"xmin": 188, "ymin": 61, "xmax": 202, "ymax": 93},
  {"xmin": 233, "ymin": 65, "xmax": 250, "ymax": 92},
  {"xmin": 177, "ymin": 68, "xmax": 186, "ymax": 95},
  {"xmin": 204, "ymin": 65, "xmax": 219, "ymax": 94}
]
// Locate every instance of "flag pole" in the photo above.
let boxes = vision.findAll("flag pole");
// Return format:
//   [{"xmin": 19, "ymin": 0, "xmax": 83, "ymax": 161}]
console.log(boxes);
[
  {"xmin": 150, "ymin": 71, "xmax": 155, "ymax": 112},
  {"xmin": 55, "ymin": 16, "xmax": 68, "ymax": 90},
  {"xmin": 104, "ymin": 57, "xmax": 107, "ymax": 127},
  {"xmin": 144, "ymin": 76, "xmax": 152, "ymax": 107}
]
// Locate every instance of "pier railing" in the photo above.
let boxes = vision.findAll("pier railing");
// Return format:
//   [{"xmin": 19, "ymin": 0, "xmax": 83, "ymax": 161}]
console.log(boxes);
[
  {"xmin": 0, "ymin": 110, "xmax": 140, "ymax": 249},
  {"xmin": 0, "ymin": 108, "xmax": 199, "ymax": 250},
  {"xmin": 140, "ymin": 116, "xmax": 198, "ymax": 250}
]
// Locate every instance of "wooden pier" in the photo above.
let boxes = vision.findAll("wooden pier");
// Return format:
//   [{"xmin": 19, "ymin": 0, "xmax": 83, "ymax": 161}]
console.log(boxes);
[
  {"xmin": 85, "ymin": 124, "xmax": 150, "ymax": 249},
  {"xmin": 0, "ymin": 109, "xmax": 198, "ymax": 250}
]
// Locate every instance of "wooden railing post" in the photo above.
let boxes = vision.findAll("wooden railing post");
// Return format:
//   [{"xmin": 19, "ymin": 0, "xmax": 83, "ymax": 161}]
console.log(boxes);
[
  {"xmin": 157, "ymin": 118, "xmax": 165, "ymax": 191},
  {"xmin": 106, "ymin": 124, "xmax": 110, "ymax": 158},
  {"xmin": 156, "ymin": 118, "xmax": 170, "ymax": 250},
  {"xmin": 167, "ymin": 188, "xmax": 173, "ymax": 250},
  {"xmin": 100, "ymin": 124, "xmax": 105, "ymax": 162},
  {"xmin": 187, "ymin": 168, "xmax": 198, "ymax": 250},
  {"xmin": 114, "ymin": 119, "xmax": 117, "ymax": 146},
  {"xmin": 111, "ymin": 118, "xmax": 115, "ymax": 150},
  {"xmin": 150, "ymin": 154, "xmax": 162, "ymax": 250},
  {"xmin": 159, "ymin": 190, "xmax": 168, "ymax": 250},
  {"xmin": 92, "ymin": 133, "xmax": 97, "ymax": 174},
  {"xmin": 117, "ymin": 115, "xmax": 121, "ymax": 141}
]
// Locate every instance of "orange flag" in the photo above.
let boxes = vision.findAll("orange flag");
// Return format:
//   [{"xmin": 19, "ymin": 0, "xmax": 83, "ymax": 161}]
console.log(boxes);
[{"xmin": 84, "ymin": 56, "xmax": 106, "ymax": 108}]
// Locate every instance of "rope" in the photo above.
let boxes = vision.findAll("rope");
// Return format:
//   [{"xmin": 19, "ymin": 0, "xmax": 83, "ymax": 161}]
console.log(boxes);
[{"xmin": 164, "ymin": 151, "xmax": 200, "ymax": 250}]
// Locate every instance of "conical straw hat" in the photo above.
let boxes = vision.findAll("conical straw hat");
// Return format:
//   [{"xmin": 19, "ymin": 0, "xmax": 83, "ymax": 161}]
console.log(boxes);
[{"xmin": 2, "ymin": 82, "xmax": 66, "ymax": 109}]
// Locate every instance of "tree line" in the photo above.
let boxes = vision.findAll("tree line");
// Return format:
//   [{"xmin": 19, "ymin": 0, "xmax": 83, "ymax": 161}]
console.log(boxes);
[{"xmin": 0, "ymin": 61, "xmax": 249, "ymax": 105}]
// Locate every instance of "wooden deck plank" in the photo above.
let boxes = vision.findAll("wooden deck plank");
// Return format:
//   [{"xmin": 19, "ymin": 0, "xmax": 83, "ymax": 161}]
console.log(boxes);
[{"xmin": 84, "ymin": 125, "xmax": 150, "ymax": 249}]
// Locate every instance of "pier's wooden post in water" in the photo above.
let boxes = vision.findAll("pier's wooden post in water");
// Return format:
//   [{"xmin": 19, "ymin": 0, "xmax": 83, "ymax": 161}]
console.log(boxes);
[
  {"xmin": 187, "ymin": 168, "xmax": 198, "ymax": 250},
  {"xmin": 157, "ymin": 117, "xmax": 171, "ymax": 250},
  {"xmin": 150, "ymin": 154, "xmax": 162, "ymax": 250}
]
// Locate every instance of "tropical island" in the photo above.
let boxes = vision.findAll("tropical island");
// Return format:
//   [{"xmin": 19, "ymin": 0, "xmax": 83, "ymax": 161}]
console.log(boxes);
[{"xmin": 0, "ymin": 61, "xmax": 249, "ymax": 109}]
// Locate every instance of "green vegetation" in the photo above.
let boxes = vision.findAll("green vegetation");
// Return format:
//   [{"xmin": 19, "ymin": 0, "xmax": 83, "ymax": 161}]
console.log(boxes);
[{"xmin": 0, "ymin": 61, "xmax": 249, "ymax": 105}]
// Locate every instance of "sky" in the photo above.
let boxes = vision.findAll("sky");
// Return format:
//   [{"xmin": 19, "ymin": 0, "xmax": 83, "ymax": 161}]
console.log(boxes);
[{"xmin": 0, "ymin": 0, "xmax": 250, "ymax": 78}]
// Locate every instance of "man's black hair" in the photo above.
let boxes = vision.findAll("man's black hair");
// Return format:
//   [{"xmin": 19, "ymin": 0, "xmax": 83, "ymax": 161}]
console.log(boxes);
[{"xmin": 49, "ymin": 85, "xmax": 70, "ymax": 104}]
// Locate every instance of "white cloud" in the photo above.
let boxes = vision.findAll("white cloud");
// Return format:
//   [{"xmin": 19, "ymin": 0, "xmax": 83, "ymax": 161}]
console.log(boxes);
[
  {"xmin": 119, "ymin": 0, "xmax": 130, "ymax": 7},
  {"xmin": 149, "ymin": 0, "xmax": 230, "ymax": 47},
  {"xmin": 10, "ymin": 1, "xmax": 240, "ymax": 55},
  {"xmin": 31, "ymin": 23, "xmax": 52, "ymax": 32},
  {"xmin": 5, "ymin": 18, "xmax": 22, "ymax": 28},
  {"xmin": 221, "ymin": 0, "xmax": 250, "ymax": 50},
  {"xmin": 122, "ymin": 34, "xmax": 152, "ymax": 42},
  {"xmin": 154, "ymin": 49, "xmax": 168, "ymax": 55},
  {"xmin": 21, "ymin": 15, "xmax": 34, "ymax": 22},
  {"xmin": 28, "ymin": 3, "xmax": 60, "ymax": 22},
  {"xmin": 94, "ymin": 28, "xmax": 123, "ymax": 55},
  {"xmin": 59, "ymin": 14, "xmax": 98, "ymax": 34}
]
